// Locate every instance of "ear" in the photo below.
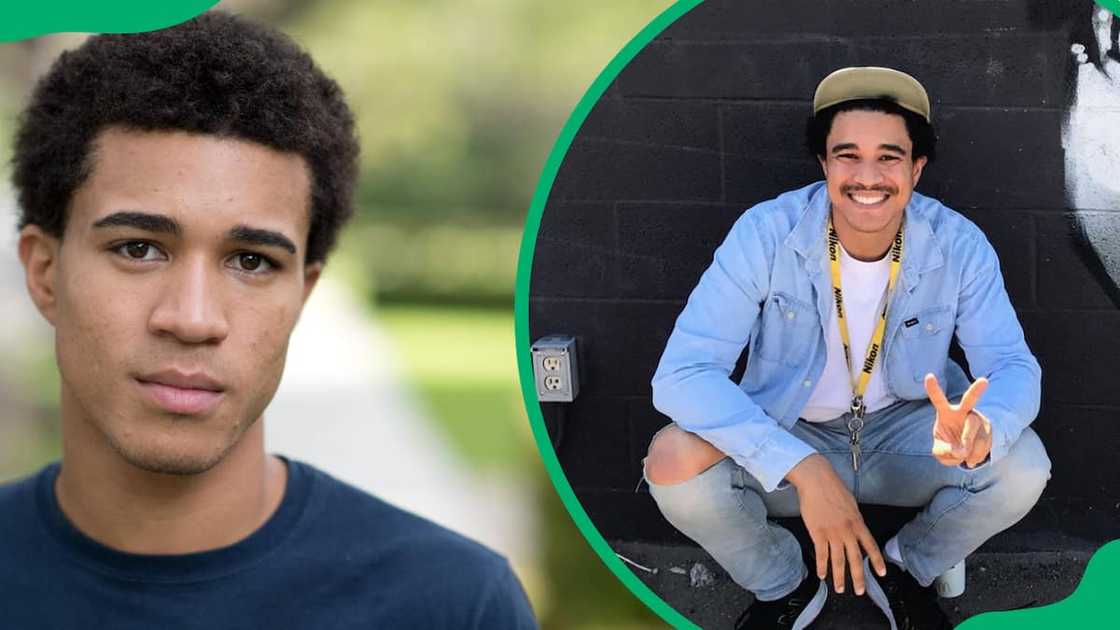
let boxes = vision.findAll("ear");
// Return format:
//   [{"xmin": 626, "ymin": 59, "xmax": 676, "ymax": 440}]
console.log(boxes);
[
  {"xmin": 300, "ymin": 261, "xmax": 323, "ymax": 306},
  {"xmin": 818, "ymin": 154, "xmax": 828, "ymax": 178},
  {"xmin": 911, "ymin": 155, "xmax": 928, "ymax": 187},
  {"xmin": 18, "ymin": 225, "xmax": 61, "ymax": 327}
]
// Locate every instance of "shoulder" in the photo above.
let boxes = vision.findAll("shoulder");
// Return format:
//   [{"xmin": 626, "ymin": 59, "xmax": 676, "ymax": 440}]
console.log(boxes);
[
  {"xmin": 736, "ymin": 182, "xmax": 823, "ymax": 232},
  {"xmin": 289, "ymin": 462, "xmax": 534, "ymax": 626},
  {"xmin": 910, "ymin": 191, "xmax": 997, "ymax": 263},
  {"xmin": 300, "ymin": 462, "xmax": 507, "ymax": 570},
  {"xmin": 0, "ymin": 465, "xmax": 49, "ymax": 524},
  {"xmin": 0, "ymin": 466, "xmax": 53, "ymax": 559},
  {"xmin": 725, "ymin": 181, "xmax": 825, "ymax": 250},
  {"xmin": 293, "ymin": 459, "xmax": 519, "ymax": 587}
]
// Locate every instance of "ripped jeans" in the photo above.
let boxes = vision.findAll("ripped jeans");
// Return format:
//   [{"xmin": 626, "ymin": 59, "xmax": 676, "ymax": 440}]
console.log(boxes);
[{"xmin": 645, "ymin": 399, "xmax": 1050, "ymax": 600}]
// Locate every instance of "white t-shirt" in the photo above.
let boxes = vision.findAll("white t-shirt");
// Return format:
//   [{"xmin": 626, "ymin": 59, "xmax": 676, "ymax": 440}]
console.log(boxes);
[{"xmin": 800, "ymin": 243, "xmax": 898, "ymax": 422}]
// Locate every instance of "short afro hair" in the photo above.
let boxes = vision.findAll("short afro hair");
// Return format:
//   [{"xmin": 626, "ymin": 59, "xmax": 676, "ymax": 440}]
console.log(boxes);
[
  {"xmin": 805, "ymin": 98, "xmax": 937, "ymax": 164},
  {"xmin": 11, "ymin": 11, "xmax": 359, "ymax": 265}
]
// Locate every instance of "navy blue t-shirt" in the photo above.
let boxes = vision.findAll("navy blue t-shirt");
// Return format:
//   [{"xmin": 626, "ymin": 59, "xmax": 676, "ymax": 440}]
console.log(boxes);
[{"xmin": 0, "ymin": 459, "xmax": 537, "ymax": 629}]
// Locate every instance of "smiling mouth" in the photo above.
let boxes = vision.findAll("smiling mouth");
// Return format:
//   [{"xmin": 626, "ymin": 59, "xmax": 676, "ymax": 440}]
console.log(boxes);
[{"xmin": 847, "ymin": 191, "xmax": 891, "ymax": 206}]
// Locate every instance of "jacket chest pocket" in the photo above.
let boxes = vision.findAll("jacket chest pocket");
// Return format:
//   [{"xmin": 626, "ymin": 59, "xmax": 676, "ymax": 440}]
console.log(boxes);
[
  {"xmin": 755, "ymin": 292, "xmax": 819, "ymax": 368},
  {"xmin": 893, "ymin": 304, "xmax": 954, "ymax": 382}
]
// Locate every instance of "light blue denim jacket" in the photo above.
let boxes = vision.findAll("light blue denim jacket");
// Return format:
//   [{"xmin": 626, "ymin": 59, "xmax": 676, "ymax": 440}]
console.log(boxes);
[{"xmin": 651, "ymin": 182, "xmax": 1041, "ymax": 492}]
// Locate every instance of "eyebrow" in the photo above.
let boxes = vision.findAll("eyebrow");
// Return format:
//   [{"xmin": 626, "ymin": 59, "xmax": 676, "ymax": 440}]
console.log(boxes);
[
  {"xmin": 92, "ymin": 211, "xmax": 179, "ymax": 234},
  {"xmin": 228, "ymin": 225, "xmax": 297, "ymax": 255},
  {"xmin": 830, "ymin": 142, "xmax": 908, "ymax": 155},
  {"xmin": 91, "ymin": 211, "xmax": 297, "ymax": 255}
]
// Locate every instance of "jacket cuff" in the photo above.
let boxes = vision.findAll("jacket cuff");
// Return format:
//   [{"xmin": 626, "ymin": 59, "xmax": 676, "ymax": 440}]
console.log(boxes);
[{"xmin": 741, "ymin": 427, "xmax": 817, "ymax": 493}]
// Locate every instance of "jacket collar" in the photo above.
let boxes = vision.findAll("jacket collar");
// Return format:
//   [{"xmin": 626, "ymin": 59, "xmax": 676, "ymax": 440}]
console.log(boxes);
[{"xmin": 784, "ymin": 182, "xmax": 945, "ymax": 292}]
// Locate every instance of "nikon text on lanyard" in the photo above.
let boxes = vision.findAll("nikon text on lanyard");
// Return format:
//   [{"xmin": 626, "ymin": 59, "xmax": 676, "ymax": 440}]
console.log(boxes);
[{"xmin": 826, "ymin": 215, "xmax": 904, "ymax": 472}]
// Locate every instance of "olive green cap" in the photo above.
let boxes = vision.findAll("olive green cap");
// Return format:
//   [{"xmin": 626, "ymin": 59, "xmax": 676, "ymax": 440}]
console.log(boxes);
[{"xmin": 813, "ymin": 66, "xmax": 931, "ymax": 122}]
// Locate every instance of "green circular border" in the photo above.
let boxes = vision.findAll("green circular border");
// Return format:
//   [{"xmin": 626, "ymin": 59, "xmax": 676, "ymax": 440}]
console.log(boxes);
[
  {"xmin": 0, "ymin": 1, "xmax": 217, "ymax": 41},
  {"xmin": 514, "ymin": 1, "xmax": 1120, "ymax": 627}
]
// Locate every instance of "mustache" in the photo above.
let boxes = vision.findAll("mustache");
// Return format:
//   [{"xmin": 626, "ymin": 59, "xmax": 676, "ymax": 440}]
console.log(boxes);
[{"xmin": 841, "ymin": 184, "xmax": 898, "ymax": 195}]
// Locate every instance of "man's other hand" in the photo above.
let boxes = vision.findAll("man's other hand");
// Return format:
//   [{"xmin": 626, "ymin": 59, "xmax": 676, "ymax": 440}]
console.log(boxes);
[
  {"xmin": 925, "ymin": 374, "xmax": 992, "ymax": 468},
  {"xmin": 786, "ymin": 454, "xmax": 886, "ymax": 596}
]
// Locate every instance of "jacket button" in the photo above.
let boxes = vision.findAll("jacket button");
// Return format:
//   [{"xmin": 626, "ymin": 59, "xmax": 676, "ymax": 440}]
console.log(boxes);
[{"xmin": 787, "ymin": 311, "xmax": 796, "ymax": 320}]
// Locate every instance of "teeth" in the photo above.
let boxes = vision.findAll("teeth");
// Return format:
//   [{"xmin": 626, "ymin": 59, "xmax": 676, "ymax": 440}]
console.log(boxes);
[{"xmin": 850, "ymin": 192, "xmax": 888, "ymax": 205}]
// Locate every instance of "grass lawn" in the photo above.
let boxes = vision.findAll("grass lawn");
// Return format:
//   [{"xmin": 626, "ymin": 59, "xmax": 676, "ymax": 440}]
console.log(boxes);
[{"xmin": 374, "ymin": 303, "xmax": 530, "ymax": 472}]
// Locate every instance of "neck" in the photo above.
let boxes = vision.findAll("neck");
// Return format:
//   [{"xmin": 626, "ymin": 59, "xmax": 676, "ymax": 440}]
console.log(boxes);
[
  {"xmin": 55, "ymin": 402, "xmax": 285, "ymax": 555},
  {"xmin": 830, "ymin": 210, "xmax": 902, "ymax": 262}
]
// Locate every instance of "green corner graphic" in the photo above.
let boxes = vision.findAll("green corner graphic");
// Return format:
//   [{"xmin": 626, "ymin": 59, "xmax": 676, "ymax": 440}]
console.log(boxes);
[
  {"xmin": 1, "ymin": 1, "xmax": 217, "ymax": 41},
  {"xmin": 513, "ymin": 0, "xmax": 1120, "ymax": 627}
]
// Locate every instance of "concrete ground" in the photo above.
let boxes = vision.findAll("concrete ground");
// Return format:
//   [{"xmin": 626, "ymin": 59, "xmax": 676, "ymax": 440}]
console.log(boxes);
[{"xmin": 612, "ymin": 541, "xmax": 1091, "ymax": 629}]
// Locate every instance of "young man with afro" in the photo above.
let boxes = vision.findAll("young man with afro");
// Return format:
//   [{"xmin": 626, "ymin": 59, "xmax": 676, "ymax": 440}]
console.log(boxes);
[{"xmin": 1, "ymin": 12, "xmax": 536, "ymax": 629}]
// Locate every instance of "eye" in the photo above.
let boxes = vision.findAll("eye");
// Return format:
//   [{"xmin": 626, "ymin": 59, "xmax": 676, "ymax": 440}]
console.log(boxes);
[
  {"xmin": 228, "ymin": 252, "xmax": 276, "ymax": 274},
  {"xmin": 112, "ymin": 241, "xmax": 166, "ymax": 262},
  {"xmin": 879, "ymin": 155, "xmax": 901, "ymax": 163}
]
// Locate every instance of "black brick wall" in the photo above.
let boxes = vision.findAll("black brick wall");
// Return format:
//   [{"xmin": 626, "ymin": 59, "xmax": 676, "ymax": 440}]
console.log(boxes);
[{"xmin": 529, "ymin": 0, "xmax": 1120, "ymax": 546}]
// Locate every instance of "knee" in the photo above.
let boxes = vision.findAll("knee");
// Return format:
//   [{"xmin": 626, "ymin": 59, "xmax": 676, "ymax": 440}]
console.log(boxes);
[
  {"xmin": 990, "ymin": 428, "xmax": 1050, "ymax": 517},
  {"xmin": 643, "ymin": 424, "xmax": 727, "ymax": 486}
]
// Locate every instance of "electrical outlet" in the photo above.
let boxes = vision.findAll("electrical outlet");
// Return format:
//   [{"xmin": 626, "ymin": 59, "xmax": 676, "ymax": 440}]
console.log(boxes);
[{"xmin": 531, "ymin": 336, "xmax": 579, "ymax": 402}]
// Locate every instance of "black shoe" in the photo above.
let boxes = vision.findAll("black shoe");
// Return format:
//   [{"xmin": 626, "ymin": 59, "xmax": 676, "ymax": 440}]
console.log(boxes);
[
  {"xmin": 878, "ymin": 563, "xmax": 952, "ymax": 630},
  {"xmin": 735, "ymin": 574, "xmax": 827, "ymax": 630}
]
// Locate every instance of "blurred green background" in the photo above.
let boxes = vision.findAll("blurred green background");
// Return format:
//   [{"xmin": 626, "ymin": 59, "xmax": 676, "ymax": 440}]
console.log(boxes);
[{"xmin": 0, "ymin": 0, "xmax": 673, "ymax": 627}]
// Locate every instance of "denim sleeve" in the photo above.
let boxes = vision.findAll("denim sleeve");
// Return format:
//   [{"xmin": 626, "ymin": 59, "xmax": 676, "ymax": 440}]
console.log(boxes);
[
  {"xmin": 651, "ymin": 213, "xmax": 816, "ymax": 492},
  {"xmin": 954, "ymin": 236, "xmax": 1041, "ymax": 464}
]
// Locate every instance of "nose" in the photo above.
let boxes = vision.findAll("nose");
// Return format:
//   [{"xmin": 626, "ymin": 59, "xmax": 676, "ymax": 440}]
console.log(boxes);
[
  {"xmin": 148, "ymin": 254, "xmax": 230, "ymax": 344},
  {"xmin": 853, "ymin": 158, "xmax": 884, "ymax": 187}
]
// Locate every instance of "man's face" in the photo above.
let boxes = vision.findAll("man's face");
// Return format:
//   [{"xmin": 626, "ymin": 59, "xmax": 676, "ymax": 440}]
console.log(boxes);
[
  {"xmin": 21, "ymin": 128, "xmax": 320, "ymax": 475},
  {"xmin": 818, "ymin": 109, "xmax": 927, "ymax": 238}
]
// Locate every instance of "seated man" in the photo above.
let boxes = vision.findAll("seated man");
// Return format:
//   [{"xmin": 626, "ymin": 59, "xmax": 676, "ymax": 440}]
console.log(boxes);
[
  {"xmin": 1, "ymin": 13, "xmax": 536, "ymax": 629},
  {"xmin": 646, "ymin": 67, "xmax": 1049, "ymax": 630}
]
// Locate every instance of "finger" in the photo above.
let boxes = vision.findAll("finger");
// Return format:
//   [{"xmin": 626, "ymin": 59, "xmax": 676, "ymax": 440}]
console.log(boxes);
[
  {"xmin": 812, "ymin": 534, "xmax": 829, "ymax": 580},
  {"xmin": 957, "ymin": 413, "xmax": 981, "ymax": 458},
  {"xmin": 923, "ymin": 373, "xmax": 951, "ymax": 411},
  {"xmin": 845, "ymin": 537, "xmax": 866, "ymax": 596},
  {"xmin": 830, "ymin": 538, "xmax": 846, "ymax": 593},
  {"xmin": 857, "ymin": 526, "xmax": 886, "ymax": 578},
  {"xmin": 932, "ymin": 438, "xmax": 963, "ymax": 466},
  {"xmin": 958, "ymin": 377, "xmax": 989, "ymax": 414},
  {"xmin": 965, "ymin": 427, "xmax": 991, "ymax": 468}
]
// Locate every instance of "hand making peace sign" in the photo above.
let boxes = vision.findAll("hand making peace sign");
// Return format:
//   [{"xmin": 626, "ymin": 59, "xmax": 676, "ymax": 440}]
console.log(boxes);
[{"xmin": 924, "ymin": 373, "xmax": 991, "ymax": 468}]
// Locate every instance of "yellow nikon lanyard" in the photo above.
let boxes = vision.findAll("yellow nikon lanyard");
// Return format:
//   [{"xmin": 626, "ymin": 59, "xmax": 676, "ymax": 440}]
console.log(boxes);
[{"xmin": 826, "ymin": 215, "xmax": 904, "ymax": 471}]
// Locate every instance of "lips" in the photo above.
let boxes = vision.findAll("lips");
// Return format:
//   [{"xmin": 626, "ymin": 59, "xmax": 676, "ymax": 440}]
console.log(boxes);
[
  {"xmin": 136, "ymin": 369, "xmax": 225, "ymax": 415},
  {"xmin": 843, "ymin": 186, "xmax": 896, "ymax": 207}
]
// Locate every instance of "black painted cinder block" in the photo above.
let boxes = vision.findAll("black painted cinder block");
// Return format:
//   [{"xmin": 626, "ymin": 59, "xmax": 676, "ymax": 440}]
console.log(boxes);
[
  {"xmin": 924, "ymin": 108, "xmax": 1066, "ymax": 210},
  {"xmin": 628, "ymin": 398, "xmax": 674, "ymax": 483},
  {"xmin": 549, "ymin": 138, "xmax": 722, "ymax": 202},
  {"xmin": 531, "ymin": 202, "xmax": 616, "ymax": 299},
  {"xmin": 1020, "ymin": 311, "xmax": 1120, "ymax": 407},
  {"xmin": 955, "ymin": 208, "xmax": 1036, "ymax": 309},
  {"xmin": 617, "ymin": 39, "xmax": 853, "ymax": 100},
  {"xmin": 1036, "ymin": 212, "xmax": 1120, "ymax": 310},
  {"xmin": 723, "ymin": 155, "xmax": 821, "ymax": 207},
  {"xmin": 720, "ymin": 101, "xmax": 815, "ymax": 161},
  {"xmin": 553, "ymin": 397, "xmax": 635, "ymax": 491},
  {"xmin": 616, "ymin": 202, "xmax": 744, "ymax": 300},
  {"xmin": 658, "ymin": 0, "xmax": 1044, "ymax": 42},
  {"xmin": 579, "ymin": 98, "xmax": 721, "ymax": 152},
  {"xmin": 1032, "ymin": 403, "xmax": 1120, "ymax": 500},
  {"xmin": 529, "ymin": 297, "xmax": 684, "ymax": 398},
  {"xmin": 847, "ymin": 33, "xmax": 1065, "ymax": 108},
  {"xmin": 575, "ymin": 488, "xmax": 692, "ymax": 543}
]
